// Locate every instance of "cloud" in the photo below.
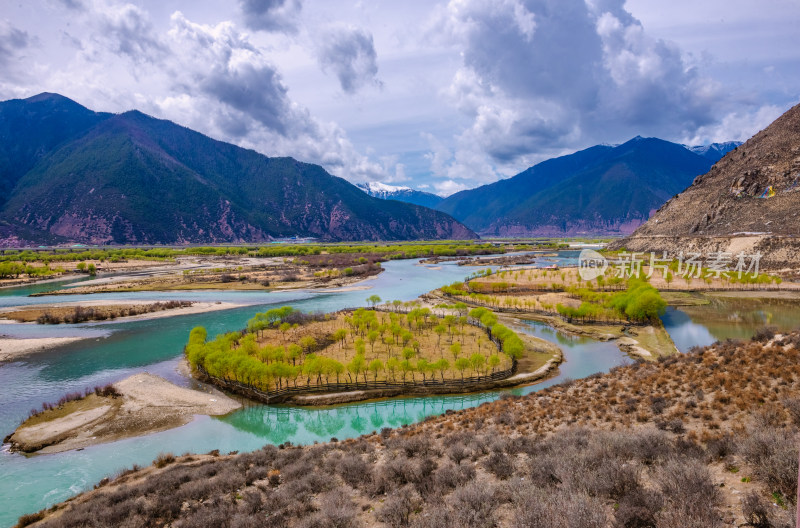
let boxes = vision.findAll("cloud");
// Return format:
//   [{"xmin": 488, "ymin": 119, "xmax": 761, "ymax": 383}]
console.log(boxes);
[
  {"xmin": 160, "ymin": 13, "xmax": 388, "ymax": 183},
  {"xmin": 239, "ymin": 0, "xmax": 302, "ymax": 34},
  {"xmin": 316, "ymin": 26, "xmax": 380, "ymax": 94},
  {"xmin": 96, "ymin": 3, "xmax": 166, "ymax": 62},
  {"xmin": 433, "ymin": 179, "xmax": 469, "ymax": 197},
  {"xmin": 0, "ymin": 21, "xmax": 31, "ymax": 69},
  {"xmin": 0, "ymin": 21, "xmax": 34, "ymax": 88},
  {"xmin": 684, "ymin": 104, "xmax": 785, "ymax": 145},
  {"xmin": 167, "ymin": 12, "xmax": 310, "ymax": 138},
  {"xmin": 426, "ymin": 0, "xmax": 733, "ymax": 186}
]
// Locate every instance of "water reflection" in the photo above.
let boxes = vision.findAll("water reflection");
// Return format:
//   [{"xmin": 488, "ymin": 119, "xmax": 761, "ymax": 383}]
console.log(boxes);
[
  {"xmin": 662, "ymin": 293, "xmax": 800, "ymax": 352},
  {"xmin": 219, "ymin": 392, "xmax": 504, "ymax": 445}
]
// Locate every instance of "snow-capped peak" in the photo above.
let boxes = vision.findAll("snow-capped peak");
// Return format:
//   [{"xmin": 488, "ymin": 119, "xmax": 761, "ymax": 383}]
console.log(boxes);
[{"xmin": 357, "ymin": 181, "xmax": 412, "ymax": 194}]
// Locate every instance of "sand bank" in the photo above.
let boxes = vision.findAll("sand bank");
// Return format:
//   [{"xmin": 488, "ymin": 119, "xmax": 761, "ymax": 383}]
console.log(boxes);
[
  {"xmin": 0, "ymin": 301, "xmax": 243, "ymax": 362},
  {"xmin": 6, "ymin": 373, "xmax": 241, "ymax": 454},
  {"xmin": 0, "ymin": 337, "xmax": 84, "ymax": 362}
]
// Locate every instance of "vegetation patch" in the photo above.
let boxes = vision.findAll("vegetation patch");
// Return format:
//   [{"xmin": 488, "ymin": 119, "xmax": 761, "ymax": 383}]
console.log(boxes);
[
  {"xmin": 186, "ymin": 304, "xmax": 530, "ymax": 400},
  {"xmin": 3, "ymin": 301, "xmax": 194, "ymax": 324},
  {"xmin": 443, "ymin": 269, "xmax": 668, "ymax": 325}
]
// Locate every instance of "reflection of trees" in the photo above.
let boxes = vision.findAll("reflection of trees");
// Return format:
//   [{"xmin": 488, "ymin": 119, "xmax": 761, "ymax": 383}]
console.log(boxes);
[
  {"xmin": 222, "ymin": 392, "xmax": 503, "ymax": 446},
  {"xmin": 369, "ymin": 408, "xmax": 384, "ymax": 430},
  {"xmin": 303, "ymin": 409, "xmax": 346, "ymax": 438},
  {"xmin": 349, "ymin": 408, "xmax": 368, "ymax": 433},
  {"xmin": 222, "ymin": 405, "xmax": 298, "ymax": 445}
]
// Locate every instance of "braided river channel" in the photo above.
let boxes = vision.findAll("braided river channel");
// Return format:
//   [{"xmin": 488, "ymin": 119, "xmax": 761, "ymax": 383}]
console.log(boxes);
[{"xmin": 2, "ymin": 252, "xmax": 798, "ymax": 526}]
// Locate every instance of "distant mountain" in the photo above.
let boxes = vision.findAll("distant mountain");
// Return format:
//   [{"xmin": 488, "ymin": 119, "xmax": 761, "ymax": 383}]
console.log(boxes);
[
  {"xmin": 436, "ymin": 137, "xmax": 716, "ymax": 236},
  {"xmin": 613, "ymin": 103, "xmax": 800, "ymax": 269},
  {"xmin": 0, "ymin": 94, "xmax": 475, "ymax": 245},
  {"xmin": 356, "ymin": 182, "xmax": 443, "ymax": 208},
  {"xmin": 685, "ymin": 141, "xmax": 742, "ymax": 162}
]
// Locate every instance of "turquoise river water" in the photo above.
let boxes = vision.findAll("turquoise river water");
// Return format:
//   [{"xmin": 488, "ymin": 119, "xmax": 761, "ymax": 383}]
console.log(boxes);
[{"xmin": 1, "ymin": 253, "xmax": 797, "ymax": 527}]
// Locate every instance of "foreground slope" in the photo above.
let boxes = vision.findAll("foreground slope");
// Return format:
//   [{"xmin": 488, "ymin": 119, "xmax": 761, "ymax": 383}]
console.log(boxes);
[
  {"xmin": 436, "ymin": 138, "xmax": 720, "ymax": 236},
  {"xmin": 23, "ymin": 332, "xmax": 799, "ymax": 528},
  {"xmin": 0, "ymin": 94, "xmax": 474, "ymax": 244},
  {"xmin": 615, "ymin": 103, "xmax": 800, "ymax": 269}
]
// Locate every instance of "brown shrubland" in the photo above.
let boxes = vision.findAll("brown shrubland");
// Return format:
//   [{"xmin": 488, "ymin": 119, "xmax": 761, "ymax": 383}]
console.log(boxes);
[{"xmin": 21, "ymin": 330, "xmax": 800, "ymax": 528}]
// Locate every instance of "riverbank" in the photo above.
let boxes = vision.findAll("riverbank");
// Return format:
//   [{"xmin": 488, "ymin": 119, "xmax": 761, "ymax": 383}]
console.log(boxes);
[
  {"xmin": 0, "ymin": 337, "xmax": 84, "ymax": 362},
  {"xmin": 33, "ymin": 269, "xmax": 381, "ymax": 296},
  {"xmin": 29, "ymin": 253, "xmax": 387, "ymax": 296},
  {"xmin": 0, "ymin": 260, "xmax": 169, "ymax": 290},
  {"xmin": 0, "ymin": 301, "xmax": 243, "ymax": 363},
  {"xmin": 5, "ymin": 373, "xmax": 241, "ymax": 454},
  {"xmin": 0, "ymin": 300, "xmax": 240, "ymax": 324},
  {"xmin": 281, "ymin": 354, "xmax": 561, "ymax": 406},
  {"xmin": 426, "ymin": 290, "xmax": 677, "ymax": 359}
]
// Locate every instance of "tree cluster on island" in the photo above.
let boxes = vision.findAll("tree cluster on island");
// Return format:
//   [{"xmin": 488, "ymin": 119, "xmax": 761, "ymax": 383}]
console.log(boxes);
[{"xmin": 185, "ymin": 303, "xmax": 526, "ymax": 394}]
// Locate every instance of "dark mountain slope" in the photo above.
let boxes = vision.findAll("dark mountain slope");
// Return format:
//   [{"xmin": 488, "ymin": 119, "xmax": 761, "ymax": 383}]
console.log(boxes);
[
  {"xmin": 0, "ymin": 95, "xmax": 474, "ymax": 244},
  {"xmin": 436, "ymin": 138, "xmax": 714, "ymax": 236},
  {"xmin": 0, "ymin": 93, "xmax": 111, "ymax": 207},
  {"xmin": 436, "ymin": 144, "xmax": 613, "ymax": 232}
]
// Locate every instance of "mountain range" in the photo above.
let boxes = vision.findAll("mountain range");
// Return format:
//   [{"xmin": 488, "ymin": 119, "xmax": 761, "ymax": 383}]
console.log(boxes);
[
  {"xmin": 614, "ymin": 102, "xmax": 800, "ymax": 269},
  {"xmin": 356, "ymin": 182, "xmax": 443, "ymax": 208},
  {"xmin": 0, "ymin": 93, "xmax": 474, "ymax": 246},
  {"xmin": 434, "ymin": 137, "xmax": 740, "ymax": 237}
]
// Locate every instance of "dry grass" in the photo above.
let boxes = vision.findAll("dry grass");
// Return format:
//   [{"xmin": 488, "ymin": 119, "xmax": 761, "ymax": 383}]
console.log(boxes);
[
  {"xmin": 470, "ymin": 265, "xmax": 791, "ymax": 292},
  {"xmin": 26, "ymin": 331, "xmax": 800, "ymax": 528}
]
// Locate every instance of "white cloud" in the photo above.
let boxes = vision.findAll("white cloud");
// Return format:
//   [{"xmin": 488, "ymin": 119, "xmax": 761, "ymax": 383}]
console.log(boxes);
[
  {"xmin": 433, "ymin": 179, "xmax": 469, "ymax": 197},
  {"xmin": 422, "ymin": 0, "xmax": 770, "ymax": 188},
  {"xmin": 315, "ymin": 25, "xmax": 381, "ymax": 94},
  {"xmin": 683, "ymin": 105, "xmax": 787, "ymax": 145}
]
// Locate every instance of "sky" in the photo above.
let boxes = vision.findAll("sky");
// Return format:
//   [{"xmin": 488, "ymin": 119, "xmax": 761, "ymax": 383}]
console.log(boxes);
[{"xmin": 1, "ymin": 0, "xmax": 799, "ymax": 196}]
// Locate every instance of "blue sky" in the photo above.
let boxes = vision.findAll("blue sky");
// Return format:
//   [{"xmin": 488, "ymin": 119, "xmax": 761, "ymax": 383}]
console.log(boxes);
[{"xmin": 2, "ymin": 0, "xmax": 798, "ymax": 195}]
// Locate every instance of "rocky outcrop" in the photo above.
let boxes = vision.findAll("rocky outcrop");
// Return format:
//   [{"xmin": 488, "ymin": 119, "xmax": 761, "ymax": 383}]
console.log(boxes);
[{"xmin": 614, "ymin": 103, "xmax": 800, "ymax": 269}]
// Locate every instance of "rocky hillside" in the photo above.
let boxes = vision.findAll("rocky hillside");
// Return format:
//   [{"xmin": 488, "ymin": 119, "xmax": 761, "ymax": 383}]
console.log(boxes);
[
  {"xmin": 0, "ymin": 94, "xmax": 474, "ymax": 245},
  {"xmin": 436, "ymin": 137, "xmax": 728, "ymax": 237},
  {"xmin": 614, "ymin": 103, "xmax": 800, "ymax": 270},
  {"xmin": 20, "ymin": 331, "xmax": 799, "ymax": 528},
  {"xmin": 357, "ymin": 182, "xmax": 443, "ymax": 209}
]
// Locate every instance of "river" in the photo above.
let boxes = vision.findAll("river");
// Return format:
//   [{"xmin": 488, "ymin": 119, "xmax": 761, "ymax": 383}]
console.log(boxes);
[{"xmin": 1, "ymin": 253, "xmax": 797, "ymax": 527}]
